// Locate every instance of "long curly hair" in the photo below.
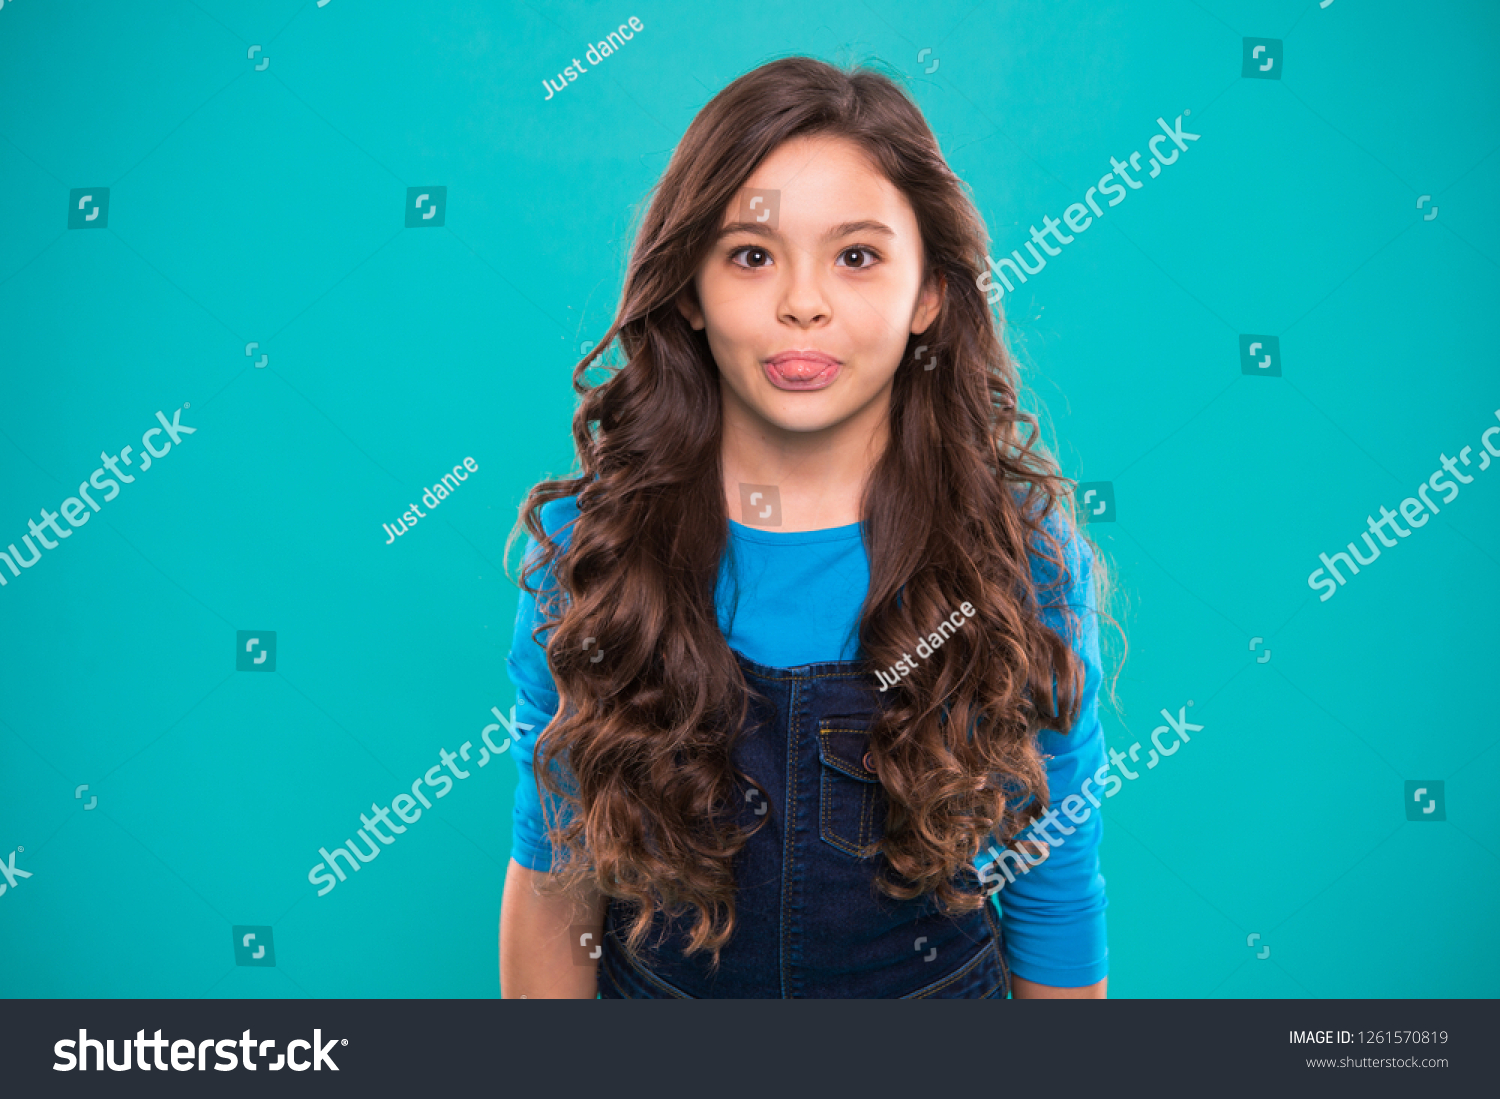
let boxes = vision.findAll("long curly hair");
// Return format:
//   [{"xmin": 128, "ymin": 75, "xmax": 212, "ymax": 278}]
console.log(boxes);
[{"xmin": 505, "ymin": 56, "xmax": 1120, "ymax": 970}]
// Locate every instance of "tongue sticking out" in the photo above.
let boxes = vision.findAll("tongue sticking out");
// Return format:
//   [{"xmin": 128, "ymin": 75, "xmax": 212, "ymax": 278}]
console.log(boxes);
[{"xmin": 773, "ymin": 358, "xmax": 832, "ymax": 381}]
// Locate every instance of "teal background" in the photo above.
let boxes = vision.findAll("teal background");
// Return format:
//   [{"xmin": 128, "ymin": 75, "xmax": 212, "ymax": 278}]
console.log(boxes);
[{"xmin": 1, "ymin": 0, "xmax": 1496, "ymax": 998}]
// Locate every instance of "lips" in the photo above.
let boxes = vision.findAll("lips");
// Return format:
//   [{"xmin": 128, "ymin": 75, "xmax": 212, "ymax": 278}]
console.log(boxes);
[{"xmin": 763, "ymin": 350, "xmax": 841, "ymax": 391}]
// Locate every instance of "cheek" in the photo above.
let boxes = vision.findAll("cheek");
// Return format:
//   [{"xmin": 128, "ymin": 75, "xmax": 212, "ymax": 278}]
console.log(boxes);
[
  {"xmin": 701, "ymin": 288, "xmax": 766, "ymax": 357},
  {"xmin": 704, "ymin": 333, "xmax": 762, "ymax": 397},
  {"xmin": 843, "ymin": 295, "xmax": 913, "ymax": 359},
  {"xmin": 840, "ymin": 277, "xmax": 915, "ymax": 332}
]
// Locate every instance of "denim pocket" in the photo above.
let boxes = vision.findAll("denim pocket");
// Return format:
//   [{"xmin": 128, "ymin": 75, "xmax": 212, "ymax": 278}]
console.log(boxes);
[
  {"xmin": 816, "ymin": 718, "xmax": 885, "ymax": 858},
  {"xmin": 903, "ymin": 939, "xmax": 1008, "ymax": 999}
]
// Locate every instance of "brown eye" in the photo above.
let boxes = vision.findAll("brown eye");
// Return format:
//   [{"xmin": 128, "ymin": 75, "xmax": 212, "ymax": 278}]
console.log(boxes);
[
  {"xmin": 839, "ymin": 247, "xmax": 878, "ymax": 268},
  {"xmin": 730, "ymin": 246, "xmax": 771, "ymax": 269}
]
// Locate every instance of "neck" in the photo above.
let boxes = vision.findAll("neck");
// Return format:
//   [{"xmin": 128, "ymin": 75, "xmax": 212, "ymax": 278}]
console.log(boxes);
[{"xmin": 720, "ymin": 385, "xmax": 890, "ymax": 533}]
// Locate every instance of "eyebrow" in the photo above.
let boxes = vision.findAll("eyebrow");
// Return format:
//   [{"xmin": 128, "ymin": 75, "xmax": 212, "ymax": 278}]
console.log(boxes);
[{"xmin": 714, "ymin": 218, "xmax": 898, "ymax": 243}]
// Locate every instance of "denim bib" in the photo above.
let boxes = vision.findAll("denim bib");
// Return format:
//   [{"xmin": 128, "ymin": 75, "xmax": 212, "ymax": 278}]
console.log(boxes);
[{"xmin": 596, "ymin": 648, "xmax": 1010, "ymax": 998}]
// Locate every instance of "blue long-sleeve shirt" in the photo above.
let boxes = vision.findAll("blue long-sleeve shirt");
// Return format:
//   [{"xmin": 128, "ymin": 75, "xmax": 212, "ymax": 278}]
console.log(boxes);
[{"xmin": 504, "ymin": 493, "xmax": 1108, "ymax": 987}]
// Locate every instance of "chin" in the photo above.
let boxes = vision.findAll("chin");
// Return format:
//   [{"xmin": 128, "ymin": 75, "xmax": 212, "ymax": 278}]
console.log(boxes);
[{"xmin": 758, "ymin": 406, "xmax": 844, "ymax": 433}]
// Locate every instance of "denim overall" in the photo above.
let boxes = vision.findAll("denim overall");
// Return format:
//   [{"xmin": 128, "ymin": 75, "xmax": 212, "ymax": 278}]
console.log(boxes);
[{"xmin": 596, "ymin": 649, "xmax": 1011, "ymax": 999}]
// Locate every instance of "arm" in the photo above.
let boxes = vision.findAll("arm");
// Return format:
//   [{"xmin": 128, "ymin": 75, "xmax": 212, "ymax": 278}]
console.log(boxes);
[
  {"xmin": 1012, "ymin": 974, "xmax": 1107, "ymax": 999},
  {"xmin": 499, "ymin": 677, "xmax": 602, "ymax": 998},
  {"xmin": 500, "ymin": 503, "xmax": 601, "ymax": 998},
  {"xmin": 992, "ymin": 517, "xmax": 1110, "ymax": 994},
  {"xmin": 500, "ymin": 858, "xmax": 606, "ymax": 998}
]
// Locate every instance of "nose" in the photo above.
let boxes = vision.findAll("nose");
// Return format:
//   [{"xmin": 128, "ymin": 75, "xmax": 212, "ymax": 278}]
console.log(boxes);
[{"xmin": 778, "ymin": 251, "xmax": 831, "ymax": 328}]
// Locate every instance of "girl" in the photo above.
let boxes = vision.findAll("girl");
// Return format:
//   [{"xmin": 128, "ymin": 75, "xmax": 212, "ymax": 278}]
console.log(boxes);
[{"xmin": 499, "ymin": 56, "xmax": 1117, "ymax": 999}]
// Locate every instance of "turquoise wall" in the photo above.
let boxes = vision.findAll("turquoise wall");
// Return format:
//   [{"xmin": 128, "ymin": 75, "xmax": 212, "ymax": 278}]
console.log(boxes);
[{"xmin": 1, "ymin": 0, "xmax": 1495, "ymax": 998}]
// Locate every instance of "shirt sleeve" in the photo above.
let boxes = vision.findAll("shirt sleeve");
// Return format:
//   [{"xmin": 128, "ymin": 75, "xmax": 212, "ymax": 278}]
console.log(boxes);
[
  {"xmin": 986, "ymin": 515, "xmax": 1110, "ymax": 987},
  {"xmin": 504, "ymin": 526, "xmax": 576, "ymax": 873}
]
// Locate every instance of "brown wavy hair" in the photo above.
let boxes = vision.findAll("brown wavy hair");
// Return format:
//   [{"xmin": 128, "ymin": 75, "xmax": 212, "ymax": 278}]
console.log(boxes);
[{"xmin": 505, "ymin": 55, "xmax": 1121, "ymax": 970}]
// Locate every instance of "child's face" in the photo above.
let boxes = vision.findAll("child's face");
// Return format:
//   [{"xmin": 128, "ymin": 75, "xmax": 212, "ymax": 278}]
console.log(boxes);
[{"xmin": 677, "ymin": 134, "xmax": 942, "ymax": 442}]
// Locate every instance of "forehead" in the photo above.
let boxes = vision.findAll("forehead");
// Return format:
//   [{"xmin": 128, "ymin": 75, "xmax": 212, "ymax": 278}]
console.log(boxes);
[{"xmin": 725, "ymin": 134, "xmax": 915, "ymax": 233}]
